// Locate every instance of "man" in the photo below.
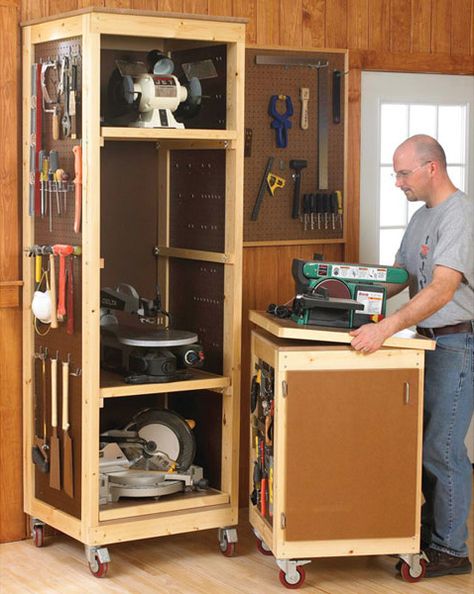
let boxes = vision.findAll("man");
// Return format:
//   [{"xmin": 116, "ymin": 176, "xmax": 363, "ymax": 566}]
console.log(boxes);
[{"xmin": 350, "ymin": 134, "xmax": 474, "ymax": 578}]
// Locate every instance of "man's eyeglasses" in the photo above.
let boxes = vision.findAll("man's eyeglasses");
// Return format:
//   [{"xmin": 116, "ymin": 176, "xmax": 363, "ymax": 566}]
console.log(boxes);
[{"xmin": 391, "ymin": 161, "xmax": 432, "ymax": 180}]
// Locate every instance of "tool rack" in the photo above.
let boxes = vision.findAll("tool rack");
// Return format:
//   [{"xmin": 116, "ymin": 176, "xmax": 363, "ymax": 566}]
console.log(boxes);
[
  {"xmin": 22, "ymin": 8, "xmax": 245, "ymax": 576},
  {"xmin": 248, "ymin": 311, "xmax": 436, "ymax": 588}
]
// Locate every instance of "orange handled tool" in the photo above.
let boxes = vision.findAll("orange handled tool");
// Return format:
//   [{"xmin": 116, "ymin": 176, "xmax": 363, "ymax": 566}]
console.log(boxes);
[
  {"xmin": 52, "ymin": 244, "xmax": 73, "ymax": 321},
  {"xmin": 73, "ymin": 144, "xmax": 82, "ymax": 233}
]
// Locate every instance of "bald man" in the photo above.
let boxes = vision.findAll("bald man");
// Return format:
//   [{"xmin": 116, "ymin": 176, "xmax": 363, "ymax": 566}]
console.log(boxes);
[{"xmin": 350, "ymin": 135, "xmax": 473, "ymax": 577}]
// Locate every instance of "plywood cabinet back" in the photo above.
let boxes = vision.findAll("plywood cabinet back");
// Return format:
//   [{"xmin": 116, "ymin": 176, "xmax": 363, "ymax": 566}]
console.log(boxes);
[{"xmin": 284, "ymin": 368, "xmax": 420, "ymax": 541}]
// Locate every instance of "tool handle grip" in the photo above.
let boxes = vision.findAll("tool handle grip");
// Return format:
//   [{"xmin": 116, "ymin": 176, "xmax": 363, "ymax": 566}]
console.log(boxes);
[
  {"xmin": 73, "ymin": 145, "xmax": 82, "ymax": 233},
  {"xmin": 291, "ymin": 174, "xmax": 301, "ymax": 219},
  {"xmin": 70, "ymin": 91, "xmax": 77, "ymax": 139},
  {"xmin": 35, "ymin": 254, "xmax": 42, "ymax": 284},
  {"xmin": 51, "ymin": 358, "xmax": 57, "ymax": 428},
  {"xmin": 66, "ymin": 256, "xmax": 74, "ymax": 335},
  {"xmin": 57, "ymin": 255, "xmax": 67, "ymax": 319},
  {"xmin": 52, "ymin": 111, "xmax": 60, "ymax": 141},
  {"xmin": 49, "ymin": 254, "xmax": 58, "ymax": 329},
  {"xmin": 62, "ymin": 361, "xmax": 69, "ymax": 431}
]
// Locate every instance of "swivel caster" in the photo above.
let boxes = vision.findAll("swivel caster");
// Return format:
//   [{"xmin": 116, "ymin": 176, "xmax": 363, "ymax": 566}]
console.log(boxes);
[
  {"xmin": 276, "ymin": 559, "xmax": 311, "ymax": 589},
  {"xmin": 256, "ymin": 537, "xmax": 273, "ymax": 556},
  {"xmin": 32, "ymin": 523, "xmax": 45, "ymax": 548},
  {"xmin": 398, "ymin": 552, "xmax": 428, "ymax": 583},
  {"xmin": 279, "ymin": 566, "xmax": 306, "ymax": 589},
  {"xmin": 85, "ymin": 545, "xmax": 110, "ymax": 578},
  {"xmin": 218, "ymin": 527, "xmax": 238, "ymax": 557}
]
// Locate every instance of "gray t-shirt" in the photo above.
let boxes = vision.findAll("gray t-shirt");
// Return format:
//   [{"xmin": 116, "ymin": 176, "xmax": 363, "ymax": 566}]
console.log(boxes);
[{"xmin": 395, "ymin": 189, "xmax": 474, "ymax": 328}]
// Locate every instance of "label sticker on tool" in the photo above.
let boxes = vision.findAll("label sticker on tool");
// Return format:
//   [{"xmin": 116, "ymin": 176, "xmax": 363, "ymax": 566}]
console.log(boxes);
[
  {"xmin": 354, "ymin": 290, "xmax": 384, "ymax": 315},
  {"xmin": 331, "ymin": 265, "xmax": 387, "ymax": 281}
]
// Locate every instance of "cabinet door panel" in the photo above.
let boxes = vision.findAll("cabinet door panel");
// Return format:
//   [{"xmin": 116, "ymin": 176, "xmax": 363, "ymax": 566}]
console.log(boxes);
[{"xmin": 284, "ymin": 369, "xmax": 419, "ymax": 541}]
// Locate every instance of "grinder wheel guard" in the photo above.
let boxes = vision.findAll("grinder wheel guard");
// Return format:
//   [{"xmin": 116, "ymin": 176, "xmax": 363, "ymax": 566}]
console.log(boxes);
[{"xmin": 125, "ymin": 409, "xmax": 196, "ymax": 472}]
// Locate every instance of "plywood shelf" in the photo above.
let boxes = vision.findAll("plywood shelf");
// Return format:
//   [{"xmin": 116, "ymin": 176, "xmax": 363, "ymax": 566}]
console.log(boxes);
[
  {"xmin": 100, "ymin": 368, "xmax": 230, "ymax": 398},
  {"xmin": 99, "ymin": 488, "xmax": 229, "ymax": 521},
  {"xmin": 101, "ymin": 127, "xmax": 237, "ymax": 145}
]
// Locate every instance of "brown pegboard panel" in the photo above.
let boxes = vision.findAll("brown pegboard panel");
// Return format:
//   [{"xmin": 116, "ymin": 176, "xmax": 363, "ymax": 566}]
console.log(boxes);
[
  {"xmin": 170, "ymin": 150, "xmax": 226, "ymax": 253},
  {"xmin": 32, "ymin": 38, "xmax": 83, "ymax": 519},
  {"xmin": 168, "ymin": 258, "xmax": 224, "ymax": 375},
  {"xmin": 244, "ymin": 48, "xmax": 346, "ymax": 244}
]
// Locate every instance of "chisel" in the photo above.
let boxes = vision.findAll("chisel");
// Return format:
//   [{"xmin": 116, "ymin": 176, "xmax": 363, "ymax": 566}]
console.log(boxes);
[
  {"xmin": 62, "ymin": 358, "xmax": 74, "ymax": 497},
  {"xmin": 49, "ymin": 356, "xmax": 61, "ymax": 489}
]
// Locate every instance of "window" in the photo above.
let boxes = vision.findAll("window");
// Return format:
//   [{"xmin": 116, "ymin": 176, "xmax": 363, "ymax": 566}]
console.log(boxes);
[{"xmin": 378, "ymin": 103, "xmax": 468, "ymax": 265}]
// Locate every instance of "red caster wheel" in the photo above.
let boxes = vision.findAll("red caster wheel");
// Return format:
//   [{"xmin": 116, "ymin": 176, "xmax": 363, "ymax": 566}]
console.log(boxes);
[
  {"xmin": 256, "ymin": 538, "xmax": 273, "ymax": 556},
  {"xmin": 278, "ymin": 566, "xmax": 305, "ymax": 589},
  {"xmin": 32, "ymin": 525, "xmax": 45, "ymax": 548},
  {"xmin": 219, "ymin": 538, "xmax": 236, "ymax": 557},
  {"xmin": 399, "ymin": 559, "xmax": 427, "ymax": 582},
  {"xmin": 89, "ymin": 555, "xmax": 109, "ymax": 578}
]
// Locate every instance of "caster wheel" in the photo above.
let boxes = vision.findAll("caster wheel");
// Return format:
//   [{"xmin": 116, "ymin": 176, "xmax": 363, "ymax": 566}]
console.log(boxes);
[
  {"xmin": 32, "ymin": 525, "xmax": 45, "ymax": 548},
  {"xmin": 400, "ymin": 559, "xmax": 426, "ymax": 582},
  {"xmin": 256, "ymin": 538, "xmax": 273, "ymax": 556},
  {"xmin": 219, "ymin": 537, "xmax": 236, "ymax": 557},
  {"xmin": 278, "ymin": 566, "xmax": 305, "ymax": 589},
  {"xmin": 89, "ymin": 555, "xmax": 109, "ymax": 578}
]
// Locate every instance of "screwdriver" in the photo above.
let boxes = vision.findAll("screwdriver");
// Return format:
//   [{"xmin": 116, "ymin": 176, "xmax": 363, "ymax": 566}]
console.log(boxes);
[
  {"xmin": 336, "ymin": 190, "xmax": 343, "ymax": 229},
  {"xmin": 39, "ymin": 150, "xmax": 47, "ymax": 217},
  {"xmin": 310, "ymin": 193, "xmax": 316, "ymax": 230},
  {"xmin": 302, "ymin": 194, "xmax": 311, "ymax": 231},
  {"xmin": 330, "ymin": 192, "xmax": 338, "ymax": 230},
  {"xmin": 49, "ymin": 151, "xmax": 60, "ymax": 215},
  {"xmin": 315, "ymin": 193, "xmax": 323, "ymax": 230}
]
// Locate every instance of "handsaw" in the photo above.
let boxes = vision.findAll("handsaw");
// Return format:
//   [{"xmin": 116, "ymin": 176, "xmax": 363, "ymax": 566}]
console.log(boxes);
[{"xmin": 62, "ymin": 359, "xmax": 74, "ymax": 497}]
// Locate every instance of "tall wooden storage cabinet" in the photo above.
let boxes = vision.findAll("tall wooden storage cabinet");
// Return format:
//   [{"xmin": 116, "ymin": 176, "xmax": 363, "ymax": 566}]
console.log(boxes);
[{"xmin": 22, "ymin": 8, "xmax": 245, "ymax": 575}]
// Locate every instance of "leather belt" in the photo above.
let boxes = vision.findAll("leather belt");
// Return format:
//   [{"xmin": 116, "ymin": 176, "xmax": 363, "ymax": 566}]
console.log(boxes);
[{"xmin": 417, "ymin": 321, "xmax": 474, "ymax": 338}]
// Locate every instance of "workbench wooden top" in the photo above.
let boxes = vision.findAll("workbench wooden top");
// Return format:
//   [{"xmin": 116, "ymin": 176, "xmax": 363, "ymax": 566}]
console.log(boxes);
[{"xmin": 249, "ymin": 310, "xmax": 436, "ymax": 351}]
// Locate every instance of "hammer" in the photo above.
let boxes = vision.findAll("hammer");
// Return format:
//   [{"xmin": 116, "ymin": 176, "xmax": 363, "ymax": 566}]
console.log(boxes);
[
  {"xmin": 289, "ymin": 159, "xmax": 307, "ymax": 219},
  {"xmin": 52, "ymin": 244, "xmax": 74, "ymax": 321}
]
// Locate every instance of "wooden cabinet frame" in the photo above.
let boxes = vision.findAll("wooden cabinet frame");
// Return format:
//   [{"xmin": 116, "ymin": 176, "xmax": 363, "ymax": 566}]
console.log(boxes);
[{"xmin": 22, "ymin": 8, "xmax": 245, "ymax": 550}]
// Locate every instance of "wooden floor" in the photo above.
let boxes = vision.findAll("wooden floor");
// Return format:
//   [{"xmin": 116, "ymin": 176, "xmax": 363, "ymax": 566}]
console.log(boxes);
[{"xmin": 1, "ymin": 506, "xmax": 472, "ymax": 594}]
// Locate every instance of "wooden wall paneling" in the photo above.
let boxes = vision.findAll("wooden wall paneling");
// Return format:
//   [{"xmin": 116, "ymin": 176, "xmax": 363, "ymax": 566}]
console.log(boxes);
[
  {"xmin": 390, "ymin": 0, "xmax": 412, "ymax": 53},
  {"xmin": 450, "ymin": 0, "xmax": 473, "ymax": 55},
  {"xmin": 21, "ymin": 0, "xmax": 48, "ymax": 21},
  {"xmin": 279, "ymin": 0, "xmax": 303, "ymax": 48},
  {"xmin": 183, "ymin": 0, "xmax": 208, "ymax": 15},
  {"xmin": 156, "ymin": 0, "xmax": 183, "ymax": 12},
  {"xmin": 209, "ymin": 0, "xmax": 231, "ymax": 17},
  {"xmin": 257, "ymin": 0, "xmax": 280, "ymax": 46},
  {"xmin": 345, "ymin": 65, "xmax": 361, "ymax": 263},
  {"xmin": 0, "ymin": 309, "xmax": 25, "ymax": 542},
  {"xmin": 431, "ymin": 0, "xmax": 452, "ymax": 53},
  {"xmin": 233, "ymin": 0, "xmax": 257, "ymax": 45},
  {"xmin": 104, "ymin": 0, "xmax": 132, "ymax": 9},
  {"xmin": 0, "ymin": 1, "xmax": 24, "ymax": 543},
  {"xmin": 347, "ymin": 0, "xmax": 369, "ymax": 50},
  {"xmin": 302, "ymin": 0, "xmax": 326, "ymax": 48},
  {"xmin": 325, "ymin": 0, "xmax": 347, "ymax": 48},
  {"xmin": 76, "ymin": 0, "xmax": 102, "ymax": 9},
  {"xmin": 132, "ymin": 1, "xmax": 158, "ymax": 11},
  {"xmin": 410, "ymin": 0, "xmax": 432, "ymax": 53},
  {"xmin": 368, "ymin": 0, "xmax": 391, "ymax": 52},
  {"xmin": 48, "ymin": 0, "xmax": 78, "ymax": 15}
]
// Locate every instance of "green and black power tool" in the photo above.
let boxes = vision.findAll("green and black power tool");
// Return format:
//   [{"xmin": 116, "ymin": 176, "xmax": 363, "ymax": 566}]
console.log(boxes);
[{"xmin": 291, "ymin": 259, "xmax": 408, "ymax": 329}]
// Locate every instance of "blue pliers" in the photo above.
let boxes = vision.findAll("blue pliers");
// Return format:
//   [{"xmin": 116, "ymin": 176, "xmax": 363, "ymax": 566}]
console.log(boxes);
[{"xmin": 269, "ymin": 94, "xmax": 293, "ymax": 148}]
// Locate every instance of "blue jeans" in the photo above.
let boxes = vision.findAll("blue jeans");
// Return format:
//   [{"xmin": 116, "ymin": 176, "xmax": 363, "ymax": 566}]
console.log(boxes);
[{"xmin": 421, "ymin": 330, "xmax": 474, "ymax": 557}]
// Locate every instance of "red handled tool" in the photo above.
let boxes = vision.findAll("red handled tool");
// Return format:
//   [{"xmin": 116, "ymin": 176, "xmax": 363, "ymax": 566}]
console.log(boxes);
[{"xmin": 52, "ymin": 244, "xmax": 74, "ymax": 321}]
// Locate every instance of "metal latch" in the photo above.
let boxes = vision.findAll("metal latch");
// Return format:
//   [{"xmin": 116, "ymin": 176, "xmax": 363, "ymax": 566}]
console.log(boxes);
[
  {"xmin": 282, "ymin": 380, "xmax": 288, "ymax": 398},
  {"xmin": 280, "ymin": 512, "xmax": 286, "ymax": 529}
]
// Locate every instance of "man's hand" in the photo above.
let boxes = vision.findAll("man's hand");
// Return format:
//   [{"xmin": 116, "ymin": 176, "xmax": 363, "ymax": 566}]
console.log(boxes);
[{"xmin": 349, "ymin": 321, "xmax": 393, "ymax": 354}]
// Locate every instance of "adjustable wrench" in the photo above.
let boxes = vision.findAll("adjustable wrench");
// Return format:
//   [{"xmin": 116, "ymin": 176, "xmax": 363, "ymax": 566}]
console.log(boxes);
[{"xmin": 60, "ymin": 56, "xmax": 71, "ymax": 138}]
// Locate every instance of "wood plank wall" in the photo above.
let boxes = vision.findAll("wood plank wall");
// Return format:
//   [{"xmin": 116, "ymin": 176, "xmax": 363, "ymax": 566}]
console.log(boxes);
[{"xmin": 1, "ymin": 0, "xmax": 472, "ymax": 541}]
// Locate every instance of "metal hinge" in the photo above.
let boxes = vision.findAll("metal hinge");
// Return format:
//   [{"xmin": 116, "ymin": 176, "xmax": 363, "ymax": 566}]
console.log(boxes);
[
  {"xmin": 404, "ymin": 382, "xmax": 410, "ymax": 404},
  {"xmin": 282, "ymin": 380, "xmax": 288, "ymax": 398},
  {"xmin": 280, "ymin": 512, "xmax": 286, "ymax": 529}
]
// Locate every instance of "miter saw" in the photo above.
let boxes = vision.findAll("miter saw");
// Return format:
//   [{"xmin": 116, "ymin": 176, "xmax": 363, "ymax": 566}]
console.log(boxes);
[
  {"xmin": 99, "ymin": 408, "xmax": 208, "ymax": 504},
  {"xmin": 106, "ymin": 51, "xmax": 202, "ymax": 128},
  {"xmin": 100, "ymin": 283, "xmax": 204, "ymax": 384},
  {"xmin": 290, "ymin": 259, "xmax": 409, "ymax": 328}
]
